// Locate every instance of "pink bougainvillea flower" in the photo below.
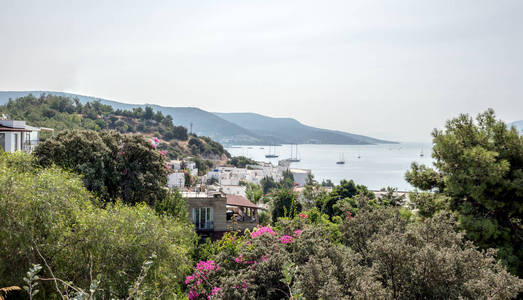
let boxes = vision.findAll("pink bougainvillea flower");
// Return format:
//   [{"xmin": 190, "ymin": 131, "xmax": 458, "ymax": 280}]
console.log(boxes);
[
  {"xmin": 153, "ymin": 137, "xmax": 160, "ymax": 143},
  {"xmin": 347, "ymin": 211, "xmax": 353, "ymax": 219},
  {"xmin": 188, "ymin": 289, "xmax": 199, "ymax": 300},
  {"xmin": 251, "ymin": 226, "xmax": 276, "ymax": 238},
  {"xmin": 299, "ymin": 213, "xmax": 308, "ymax": 219},
  {"xmin": 211, "ymin": 286, "xmax": 223, "ymax": 297},
  {"xmin": 234, "ymin": 255, "xmax": 242, "ymax": 263},
  {"xmin": 160, "ymin": 150, "xmax": 166, "ymax": 156},
  {"xmin": 280, "ymin": 235, "xmax": 293, "ymax": 244},
  {"xmin": 185, "ymin": 275, "xmax": 194, "ymax": 284},
  {"xmin": 293, "ymin": 229, "xmax": 303, "ymax": 237}
]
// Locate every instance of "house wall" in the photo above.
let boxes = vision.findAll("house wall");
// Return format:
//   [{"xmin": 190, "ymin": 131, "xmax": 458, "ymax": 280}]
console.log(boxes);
[
  {"xmin": 167, "ymin": 172, "xmax": 185, "ymax": 189},
  {"xmin": 187, "ymin": 195, "xmax": 227, "ymax": 232},
  {"xmin": 0, "ymin": 132, "xmax": 17, "ymax": 152}
]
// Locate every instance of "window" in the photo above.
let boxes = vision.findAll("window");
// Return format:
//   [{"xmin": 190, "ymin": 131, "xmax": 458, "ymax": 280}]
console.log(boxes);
[
  {"xmin": 0, "ymin": 133, "xmax": 4, "ymax": 151},
  {"xmin": 192, "ymin": 207, "xmax": 213, "ymax": 230}
]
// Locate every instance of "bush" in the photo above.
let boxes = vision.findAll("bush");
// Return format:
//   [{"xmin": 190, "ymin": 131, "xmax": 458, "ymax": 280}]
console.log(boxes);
[
  {"xmin": 0, "ymin": 152, "xmax": 196, "ymax": 298},
  {"xmin": 34, "ymin": 130, "xmax": 169, "ymax": 205},
  {"xmin": 183, "ymin": 207, "xmax": 523, "ymax": 299}
]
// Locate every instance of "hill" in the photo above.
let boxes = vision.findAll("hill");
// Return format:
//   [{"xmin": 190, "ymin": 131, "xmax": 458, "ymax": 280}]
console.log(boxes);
[
  {"xmin": 0, "ymin": 91, "xmax": 395, "ymax": 145},
  {"xmin": 0, "ymin": 94, "xmax": 229, "ymax": 162},
  {"xmin": 214, "ymin": 112, "xmax": 395, "ymax": 144}
]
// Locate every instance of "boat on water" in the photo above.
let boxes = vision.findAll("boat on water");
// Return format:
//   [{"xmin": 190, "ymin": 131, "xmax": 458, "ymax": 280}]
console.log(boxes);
[
  {"xmin": 265, "ymin": 145, "xmax": 279, "ymax": 158},
  {"xmin": 336, "ymin": 153, "xmax": 345, "ymax": 165},
  {"xmin": 420, "ymin": 146, "xmax": 424, "ymax": 157},
  {"xmin": 288, "ymin": 144, "xmax": 301, "ymax": 162}
]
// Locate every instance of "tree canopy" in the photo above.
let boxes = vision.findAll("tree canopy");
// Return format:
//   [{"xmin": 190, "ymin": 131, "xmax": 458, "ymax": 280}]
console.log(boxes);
[
  {"xmin": 406, "ymin": 109, "xmax": 523, "ymax": 275},
  {"xmin": 34, "ymin": 130, "xmax": 169, "ymax": 205}
]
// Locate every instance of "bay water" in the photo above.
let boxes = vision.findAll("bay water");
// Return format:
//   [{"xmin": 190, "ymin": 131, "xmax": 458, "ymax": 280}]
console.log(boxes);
[{"xmin": 225, "ymin": 143, "xmax": 434, "ymax": 191}]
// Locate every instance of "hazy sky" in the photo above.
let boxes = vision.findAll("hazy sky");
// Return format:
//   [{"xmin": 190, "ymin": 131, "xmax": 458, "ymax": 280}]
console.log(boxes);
[{"xmin": 1, "ymin": 0, "xmax": 522, "ymax": 142}]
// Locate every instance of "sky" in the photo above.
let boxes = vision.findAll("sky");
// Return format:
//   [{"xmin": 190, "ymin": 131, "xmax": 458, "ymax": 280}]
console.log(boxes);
[{"xmin": 1, "ymin": 0, "xmax": 522, "ymax": 142}]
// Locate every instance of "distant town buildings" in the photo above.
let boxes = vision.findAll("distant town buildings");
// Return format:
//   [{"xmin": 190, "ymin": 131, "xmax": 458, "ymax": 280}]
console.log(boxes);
[{"xmin": 176, "ymin": 157, "xmax": 312, "ymax": 237}]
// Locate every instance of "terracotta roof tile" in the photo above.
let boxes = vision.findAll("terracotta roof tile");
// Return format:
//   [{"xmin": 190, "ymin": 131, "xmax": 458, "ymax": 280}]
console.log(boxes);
[{"xmin": 226, "ymin": 194, "xmax": 259, "ymax": 209}]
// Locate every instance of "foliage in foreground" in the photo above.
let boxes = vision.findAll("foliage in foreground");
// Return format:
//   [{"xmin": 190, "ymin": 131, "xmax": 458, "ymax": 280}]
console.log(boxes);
[
  {"xmin": 0, "ymin": 152, "xmax": 195, "ymax": 298},
  {"xmin": 187, "ymin": 205, "xmax": 522, "ymax": 299}
]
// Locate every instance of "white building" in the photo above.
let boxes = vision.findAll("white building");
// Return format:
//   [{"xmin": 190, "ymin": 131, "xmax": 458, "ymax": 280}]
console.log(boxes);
[
  {"xmin": 167, "ymin": 160, "xmax": 183, "ymax": 170},
  {"xmin": 290, "ymin": 168, "xmax": 311, "ymax": 187},
  {"xmin": 167, "ymin": 171, "xmax": 185, "ymax": 189},
  {"xmin": 221, "ymin": 185, "xmax": 247, "ymax": 197},
  {"xmin": 0, "ymin": 119, "xmax": 52, "ymax": 153}
]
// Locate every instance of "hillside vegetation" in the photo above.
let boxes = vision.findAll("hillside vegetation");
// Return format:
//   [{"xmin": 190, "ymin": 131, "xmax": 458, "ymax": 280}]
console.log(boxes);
[
  {"xmin": 0, "ymin": 94, "xmax": 230, "ymax": 161},
  {"xmin": 0, "ymin": 91, "xmax": 395, "ymax": 145}
]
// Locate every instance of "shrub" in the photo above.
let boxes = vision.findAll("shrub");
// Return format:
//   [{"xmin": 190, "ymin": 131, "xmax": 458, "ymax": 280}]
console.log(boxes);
[{"xmin": 0, "ymin": 152, "xmax": 196, "ymax": 298}]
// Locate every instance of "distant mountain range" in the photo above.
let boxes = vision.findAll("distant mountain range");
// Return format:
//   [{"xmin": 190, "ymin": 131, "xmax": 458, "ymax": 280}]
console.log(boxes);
[{"xmin": 0, "ymin": 91, "xmax": 395, "ymax": 145}]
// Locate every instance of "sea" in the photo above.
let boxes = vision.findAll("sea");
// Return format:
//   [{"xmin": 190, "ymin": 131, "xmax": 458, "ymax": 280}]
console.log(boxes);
[{"xmin": 225, "ymin": 143, "xmax": 434, "ymax": 191}]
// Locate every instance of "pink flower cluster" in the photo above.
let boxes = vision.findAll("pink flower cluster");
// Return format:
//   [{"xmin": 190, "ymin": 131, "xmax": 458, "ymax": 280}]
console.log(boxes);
[
  {"xmin": 347, "ymin": 211, "xmax": 353, "ymax": 219},
  {"xmin": 280, "ymin": 235, "xmax": 293, "ymax": 244},
  {"xmin": 210, "ymin": 286, "xmax": 223, "ymax": 298},
  {"xmin": 185, "ymin": 260, "xmax": 221, "ymax": 299},
  {"xmin": 299, "ymin": 213, "xmax": 308, "ymax": 219},
  {"xmin": 293, "ymin": 229, "xmax": 303, "ymax": 237},
  {"xmin": 149, "ymin": 137, "xmax": 160, "ymax": 149},
  {"xmin": 251, "ymin": 226, "xmax": 276, "ymax": 238}
]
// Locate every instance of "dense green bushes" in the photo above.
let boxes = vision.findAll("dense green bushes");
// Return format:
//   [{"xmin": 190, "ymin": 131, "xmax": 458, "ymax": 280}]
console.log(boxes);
[
  {"xmin": 186, "ymin": 206, "xmax": 522, "ymax": 299},
  {"xmin": 34, "ymin": 130, "xmax": 169, "ymax": 205},
  {"xmin": 0, "ymin": 152, "xmax": 195, "ymax": 298}
]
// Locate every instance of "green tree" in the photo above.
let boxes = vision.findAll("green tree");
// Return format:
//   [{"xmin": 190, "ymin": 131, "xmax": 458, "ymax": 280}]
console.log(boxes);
[
  {"xmin": 316, "ymin": 179, "xmax": 375, "ymax": 218},
  {"xmin": 34, "ymin": 130, "xmax": 169, "ymax": 205},
  {"xmin": 405, "ymin": 109, "xmax": 523, "ymax": 275},
  {"xmin": 260, "ymin": 176, "xmax": 279, "ymax": 194},
  {"xmin": 280, "ymin": 169, "xmax": 295, "ymax": 189},
  {"xmin": 227, "ymin": 156, "xmax": 257, "ymax": 168},
  {"xmin": 272, "ymin": 189, "xmax": 302, "ymax": 222},
  {"xmin": 302, "ymin": 174, "xmax": 327, "ymax": 209},
  {"xmin": 245, "ymin": 182, "xmax": 263, "ymax": 204}
]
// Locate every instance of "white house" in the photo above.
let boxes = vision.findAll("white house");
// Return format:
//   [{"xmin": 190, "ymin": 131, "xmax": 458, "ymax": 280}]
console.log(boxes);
[
  {"xmin": 167, "ymin": 171, "xmax": 185, "ymax": 189},
  {"xmin": 0, "ymin": 119, "xmax": 52, "ymax": 153}
]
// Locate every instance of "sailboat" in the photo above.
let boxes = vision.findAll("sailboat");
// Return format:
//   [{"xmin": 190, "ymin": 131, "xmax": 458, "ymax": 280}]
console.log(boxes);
[
  {"xmin": 336, "ymin": 153, "xmax": 345, "ymax": 165},
  {"xmin": 289, "ymin": 144, "xmax": 301, "ymax": 162},
  {"xmin": 420, "ymin": 146, "xmax": 424, "ymax": 157},
  {"xmin": 265, "ymin": 145, "xmax": 279, "ymax": 158}
]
